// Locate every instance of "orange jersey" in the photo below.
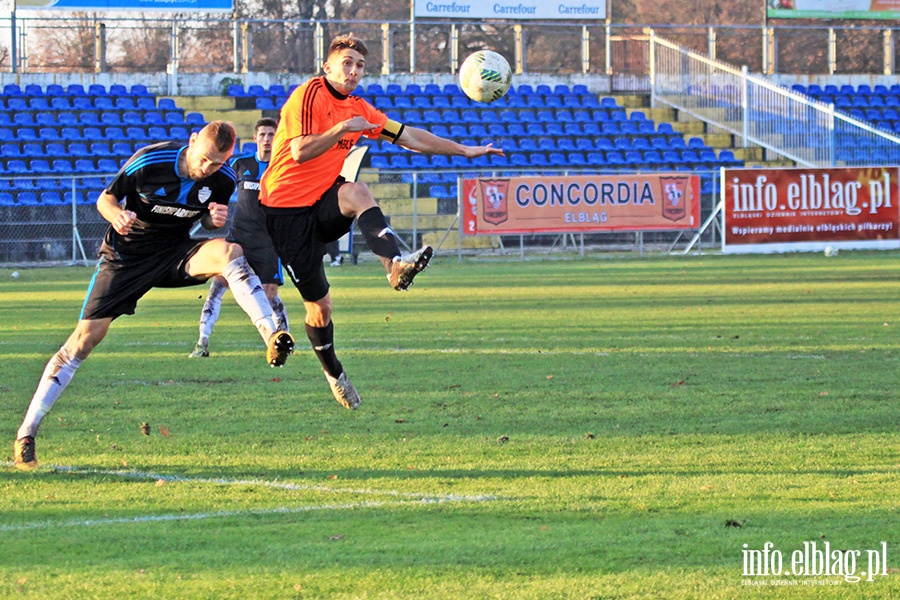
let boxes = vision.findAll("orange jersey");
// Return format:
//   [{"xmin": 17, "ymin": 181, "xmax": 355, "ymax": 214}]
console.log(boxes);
[{"xmin": 260, "ymin": 76, "xmax": 389, "ymax": 208}]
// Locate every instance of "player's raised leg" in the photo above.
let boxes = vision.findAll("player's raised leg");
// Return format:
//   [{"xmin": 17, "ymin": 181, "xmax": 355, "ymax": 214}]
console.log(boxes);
[
  {"xmin": 340, "ymin": 182, "xmax": 432, "ymax": 291},
  {"xmin": 191, "ymin": 275, "xmax": 229, "ymax": 357},
  {"xmin": 187, "ymin": 239, "xmax": 294, "ymax": 367}
]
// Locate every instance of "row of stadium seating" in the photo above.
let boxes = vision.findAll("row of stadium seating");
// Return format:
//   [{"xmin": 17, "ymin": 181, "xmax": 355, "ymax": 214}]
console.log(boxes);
[
  {"xmin": 2, "ymin": 141, "xmax": 143, "ymax": 158},
  {"xmin": 793, "ymin": 83, "xmax": 900, "ymax": 97},
  {"xmin": 1, "ymin": 83, "xmax": 153, "ymax": 97},
  {"xmin": 228, "ymin": 82, "xmax": 594, "ymax": 99},
  {"xmin": 4, "ymin": 158, "xmax": 121, "ymax": 174},
  {"xmin": 370, "ymin": 149, "xmax": 741, "ymax": 170},
  {"xmin": 0, "ymin": 125, "xmax": 201, "ymax": 143},
  {"xmin": 0, "ymin": 190, "xmax": 100, "ymax": 206},
  {"xmin": 0, "ymin": 97, "xmax": 176, "ymax": 112},
  {"xmin": 0, "ymin": 111, "xmax": 199, "ymax": 128},
  {"xmin": 366, "ymin": 134, "xmax": 711, "ymax": 155}
]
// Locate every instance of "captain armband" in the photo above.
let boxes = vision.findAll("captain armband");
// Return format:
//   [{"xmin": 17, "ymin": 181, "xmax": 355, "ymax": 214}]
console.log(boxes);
[{"xmin": 379, "ymin": 119, "xmax": 405, "ymax": 144}]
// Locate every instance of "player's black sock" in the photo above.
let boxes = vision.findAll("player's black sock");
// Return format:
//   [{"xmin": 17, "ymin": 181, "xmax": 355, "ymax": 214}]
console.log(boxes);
[
  {"xmin": 306, "ymin": 321, "xmax": 343, "ymax": 378},
  {"xmin": 357, "ymin": 207, "xmax": 400, "ymax": 272}
]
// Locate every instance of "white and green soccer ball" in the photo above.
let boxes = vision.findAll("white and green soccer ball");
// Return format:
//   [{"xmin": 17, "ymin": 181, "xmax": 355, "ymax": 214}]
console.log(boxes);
[{"xmin": 459, "ymin": 50, "xmax": 512, "ymax": 104}]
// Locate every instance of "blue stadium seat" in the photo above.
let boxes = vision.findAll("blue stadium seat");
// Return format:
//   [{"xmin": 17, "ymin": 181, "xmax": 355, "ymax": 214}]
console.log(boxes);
[
  {"xmin": 369, "ymin": 155, "xmax": 389, "ymax": 169},
  {"xmin": 163, "ymin": 111, "xmax": 185, "ymax": 125},
  {"xmin": 227, "ymin": 84, "xmax": 245, "ymax": 97},
  {"xmin": 170, "ymin": 126, "xmax": 189, "ymax": 139},
  {"xmin": 52, "ymin": 159, "xmax": 74, "ymax": 173},
  {"xmin": 104, "ymin": 127, "xmax": 126, "ymax": 140},
  {"xmin": 136, "ymin": 97, "xmax": 157, "ymax": 111},
  {"xmin": 0, "ymin": 142, "xmax": 20, "ymax": 157},
  {"xmin": 67, "ymin": 84, "xmax": 87, "ymax": 96},
  {"xmin": 90, "ymin": 142, "xmax": 113, "ymax": 156},
  {"xmin": 50, "ymin": 97, "xmax": 72, "ymax": 110},
  {"xmin": 38, "ymin": 128, "xmax": 60, "ymax": 142},
  {"xmin": 23, "ymin": 142, "xmax": 43, "ymax": 157},
  {"xmin": 115, "ymin": 97, "xmax": 136, "ymax": 110},
  {"xmin": 45, "ymin": 142, "xmax": 66, "ymax": 156},
  {"xmin": 94, "ymin": 97, "xmax": 115, "ymax": 111},
  {"xmin": 40, "ymin": 191, "xmax": 65, "ymax": 205},
  {"xmin": 17, "ymin": 192, "xmax": 40, "ymax": 205},
  {"xmin": 255, "ymin": 97, "xmax": 275, "ymax": 110},
  {"xmin": 126, "ymin": 127, "xmax": 146, "ymax": 140},
  {"xmin": 88, "ymin": 84, "xmax": 108, "ymax": 96},
  {"xmin": 13, "ymin": 113, "xmax": 35, "ymax": 127},
  {"xmin": 269, "ymin": 84, "xmax": 287, "ymax": 97},
  {"xmin": 7, "ymin": 159, "xmax": 27, "ymax": 173},
  {"xmin": 147, "ymin": 126, "xmax": 167, "ymax": 140},
  {"xmin": 16, "ymin": 128, "xmax": 37, "ymax": 142},
  {"xmin": 109, "ymin": 84, "xmax": 128, "ymax": 97},
  {"xmin": 112, "ymin": 142, "xmax": 132, "ymax": 156},
  {"xmin": 79, "ymin": 127, "xmax": 102, "ymax": 140},
  {"xmin": 29, "ymin": 97, "xmax": 50, "ymax": 110},
  {"xmin": 100, "ymin": 113, "xmax": 122, "ymax": 126},
  {"xmin": 97, "ymin": 158, "xmax": 119, "ymax": 172},
  {"xmin": 185, "ymin": 112, "xmax": 206, "ymax": 126},
  {"xmin": 45, "ymin": 84, "xmax": 65, "ymax": 96},
  {"xmin": 143, "ymin": 112, "xmax": 163, "ymax": 126},
  {"xmin": 122, "ymin": 112, "xmax": 143, "ymax": 125},
  {"xmin": 157, "ymin": 98, "xmax": 179, "ymax": 111}
]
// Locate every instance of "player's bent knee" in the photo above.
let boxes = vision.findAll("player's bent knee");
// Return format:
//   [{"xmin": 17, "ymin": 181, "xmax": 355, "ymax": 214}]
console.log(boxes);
[{"xmin": 340, "ymin": 182, "xmax": 376, "ymax": 213}]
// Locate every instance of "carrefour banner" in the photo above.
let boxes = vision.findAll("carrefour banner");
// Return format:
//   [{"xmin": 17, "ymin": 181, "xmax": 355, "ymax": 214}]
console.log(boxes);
[
  {"xmin": 768, "ymin": 1, "xmax": 900, "ymax": 20},
  {"xmin": 414, "ymin": 1, "xmax": 606, "ymax": 20},
  {"xmin": 461, "ymin": 173, "xmax": 700, "ymax": 235},
  {"xmin": 16, "ymin": 0, "xmax": 232, "ymax": 11},
  {"xmin": 723, "ymin": 166, "xmax": 900, "ymax": 254}
]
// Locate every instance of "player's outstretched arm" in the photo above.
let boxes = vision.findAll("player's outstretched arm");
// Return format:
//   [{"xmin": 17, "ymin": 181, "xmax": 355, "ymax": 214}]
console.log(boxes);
[
  {"xmin": 397, "ymin": 125, "xmax": 503, "ymax": 158},
  {"xmin": 291, "ymin": 116, "xmax": 379, "ymax": 164}
]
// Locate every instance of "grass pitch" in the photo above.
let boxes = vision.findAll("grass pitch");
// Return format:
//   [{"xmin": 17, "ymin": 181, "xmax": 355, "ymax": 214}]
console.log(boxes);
[{"xmin": 1, "ymin": 252, "xmax": 898, "ymax": 599}]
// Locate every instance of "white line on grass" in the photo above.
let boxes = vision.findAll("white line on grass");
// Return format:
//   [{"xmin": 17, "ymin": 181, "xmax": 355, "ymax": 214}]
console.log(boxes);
[
  {"xmin": 0, "ymin": 499, "xmax": 424, "ymax": 532},
  {"xmin": 38, "ymin": 464, "xmax": 496, "ymax": 502}
]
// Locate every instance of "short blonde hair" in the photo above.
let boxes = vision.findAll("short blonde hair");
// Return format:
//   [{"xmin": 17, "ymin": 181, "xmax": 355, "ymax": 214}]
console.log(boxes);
[{"xmin": 200, "ymin": 120, "xmax": 237, "ymax": 152}]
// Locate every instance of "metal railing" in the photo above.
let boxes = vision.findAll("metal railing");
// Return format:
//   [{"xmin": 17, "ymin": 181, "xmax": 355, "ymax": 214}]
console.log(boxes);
[
  {"xmin": 649, "ymin": 31, "xmax": 900, "ymax": 168},
  {"xmin": 2, "ymin": 16, "xmax": 900, "ymax": 81}
]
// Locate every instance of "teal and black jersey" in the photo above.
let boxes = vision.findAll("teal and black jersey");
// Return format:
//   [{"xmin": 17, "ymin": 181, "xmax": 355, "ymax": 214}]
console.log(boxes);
[
  {"xmin": 104, "ymin": 141, "xmax": 237, "ymax": 253},
  {"xmin": 230, "ymin": 153, "xmax": 268, "ymax": 206}
]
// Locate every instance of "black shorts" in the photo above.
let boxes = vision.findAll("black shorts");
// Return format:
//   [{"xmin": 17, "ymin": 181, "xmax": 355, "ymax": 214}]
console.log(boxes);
[
  {"xmin": 265, "ymin": 179, "xmax": 355, "ymax": 302},
  {"xmin": 80, "ymin": 237, "xmax": 209, "ymax": 321},
  {"xmin": 227, "ymin": 197, "xmax": 284, "ymax": 286}
]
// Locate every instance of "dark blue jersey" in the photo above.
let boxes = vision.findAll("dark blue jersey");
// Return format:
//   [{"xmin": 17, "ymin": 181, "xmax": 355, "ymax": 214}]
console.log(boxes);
[
  {"xmin": 104, "ymin": 141, "xmax": 237, "ymax": 253},
  {"xmin": 228, "ymin": 153, "xmax": 269, "ymax": 242}
]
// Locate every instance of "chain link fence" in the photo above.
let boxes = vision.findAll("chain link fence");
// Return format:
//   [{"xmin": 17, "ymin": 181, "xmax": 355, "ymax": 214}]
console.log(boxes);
[{"xmin": 0, "ymin": 168, "xmax": 723, "ymax": 268}]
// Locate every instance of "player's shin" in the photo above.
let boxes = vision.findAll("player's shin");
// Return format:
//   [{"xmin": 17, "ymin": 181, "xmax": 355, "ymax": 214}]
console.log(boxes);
[
  {"xmin": 270, "ymin": 294, "xmax": 289, "ymax": 332},
  {"xmin": 222, "ymin": 256, "xmax": 278, "ymax": 341},
  {"xmin": 17, "ymin": 346, "xmax": 83, "ymax": 439},
  {"xmin": 198, "ymin": 277, "xmax": 228, "ymax": 344},
  {"xmin": 306, "ymin": 321, "xmax": 342, "ymax": 378},
  {"xmin": 357, "ymin": 207, "xmax": 401, "ymax": 272}
]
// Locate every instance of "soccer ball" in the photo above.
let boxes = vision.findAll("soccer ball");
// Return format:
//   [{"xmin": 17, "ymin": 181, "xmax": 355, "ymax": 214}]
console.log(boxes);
[
  {"xmin": 824, "ymin": 246, "xmax": 838, "ymax": 257},
  {"xmin": 459, "ymin": 51, "xmax": 512, "ymax": 104}
]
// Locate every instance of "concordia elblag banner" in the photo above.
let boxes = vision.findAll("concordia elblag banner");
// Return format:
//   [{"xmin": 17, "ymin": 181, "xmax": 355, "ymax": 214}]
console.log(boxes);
[
  {"xmin": 722, "ymin": 166, "xmax": 900, "ymax": 253},
  {"xmin": 461, "ymin": 173, "xmax": 700, "ymax": 235}
]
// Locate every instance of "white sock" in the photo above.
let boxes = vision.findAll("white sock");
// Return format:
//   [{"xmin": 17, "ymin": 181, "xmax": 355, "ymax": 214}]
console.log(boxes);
[
  {"xmin": 198, "ymin": 278, "xmax": 228, "ymax": 344},
  {"xmin": 221, "ymin": 256, "xmax": 278, "ymax": 342},
  {"xmin": 17, "ymin": 346, "xmax": 83, "ymax": 439},
  {"xmin": 270, "ymin": 294, "xmax": 289, "ymax": 333}
]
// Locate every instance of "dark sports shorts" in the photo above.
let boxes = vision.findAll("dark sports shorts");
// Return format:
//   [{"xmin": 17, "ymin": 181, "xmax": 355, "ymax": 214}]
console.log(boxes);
[
  {"xmin": 227, "ymin": 197, "xmax": 284, "ymax": 286},
  {"xmin": 80, "ymin": 237, "xmax": 209, "ymax": 321},
  {"xmin": 265, "ymin": 178, "xmax": 354, "ymax": 302}
]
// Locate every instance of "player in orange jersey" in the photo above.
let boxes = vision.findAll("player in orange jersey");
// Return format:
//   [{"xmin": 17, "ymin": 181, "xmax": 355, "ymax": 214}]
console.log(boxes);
[{"xmin": 261, "ymin": 34, "xmax": 503, "ymax": 410}]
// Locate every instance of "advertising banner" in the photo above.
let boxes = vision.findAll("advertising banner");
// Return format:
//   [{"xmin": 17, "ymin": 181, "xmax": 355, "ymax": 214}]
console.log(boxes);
[
  {"xmin": 461, "ymin": 173, "xmax": 700, "ymax": 235},
  {"xmin": 16, "ymin": 0, "xmax": 232, "ymax": 11},
  {"xmin": 723, "ymin": 166, "xmax": 900, "ymax": 253},
  {"xmin": 767, "ymin": 1, "xmax": 900, "ymax": 21},
  {"xmin": 413, "ymin": 1, "xmax": 606, "ymax": 21}
]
